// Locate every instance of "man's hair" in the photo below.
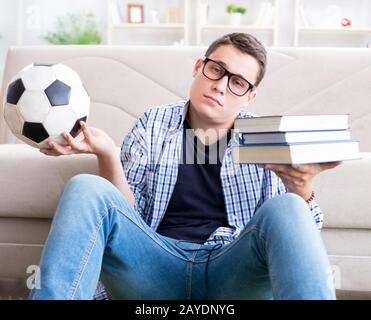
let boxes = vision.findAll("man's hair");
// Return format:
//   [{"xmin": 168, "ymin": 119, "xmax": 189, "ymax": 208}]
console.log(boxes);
[{"xmin": 204, "ymin": 33, "xmax": 267, "ymax": 87}]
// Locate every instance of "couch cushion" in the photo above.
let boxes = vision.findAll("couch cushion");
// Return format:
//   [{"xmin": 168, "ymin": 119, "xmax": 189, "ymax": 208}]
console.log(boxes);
[
  {"xmin": 321, "ymin": 228, "xmax": 371, "ymax": 257},
  {"xmin": 0, "ymin": 217, "xmax": 50, "ymax": 244},
  {"xmin": 0, "ymin": 244, "xmax": 43, "ymax": 279},
  {"xmin": 328, "ymin": 255, "xmax": 371, "ymax": 292},
  {"xmin": 0, "ymin": 144, "xmax": 98, "ymax": 219},
  {"xmin": 314, "ymin": 152, "xmax": 371, "ymax": 229}
]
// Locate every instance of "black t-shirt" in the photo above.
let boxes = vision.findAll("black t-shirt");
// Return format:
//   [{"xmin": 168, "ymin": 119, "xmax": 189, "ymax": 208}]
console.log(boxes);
[{"xmin": 156, "ymin": 118, "xmax": 231, "ymax": 243}]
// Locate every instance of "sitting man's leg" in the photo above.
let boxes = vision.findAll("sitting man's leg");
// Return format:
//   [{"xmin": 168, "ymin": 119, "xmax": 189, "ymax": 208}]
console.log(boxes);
[
  {"xmin": 206, "ymin": 193, "xmax": 335, "ymax": 300},
  {"xmin": 29, "ymin": 174, "xmax": 190, "ymax": 300}
]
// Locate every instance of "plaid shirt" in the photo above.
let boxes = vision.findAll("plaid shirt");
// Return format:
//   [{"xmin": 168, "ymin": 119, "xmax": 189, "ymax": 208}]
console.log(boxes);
[
  {"xmin": 94, "ymin": 99, "xmax": 323, "ymax": 300},
  {"xmin": 120, "ymin": 100, "xmax": 323, "ymax": 245}
]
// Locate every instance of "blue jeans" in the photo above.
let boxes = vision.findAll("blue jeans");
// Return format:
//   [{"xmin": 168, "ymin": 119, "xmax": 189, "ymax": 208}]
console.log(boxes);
[{"xmin": 29, "ymin": 174, "xmax": 335, "ymax": 300}]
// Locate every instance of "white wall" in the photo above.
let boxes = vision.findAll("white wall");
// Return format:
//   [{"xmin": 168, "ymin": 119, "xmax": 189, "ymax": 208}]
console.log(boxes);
[
  {"xmin": 0, "ymin": 0, "xmax": 108, "ymax": 66},
  {"xmin": 0, "ymin": 0, "xmax": 19, "ymax": 67}
]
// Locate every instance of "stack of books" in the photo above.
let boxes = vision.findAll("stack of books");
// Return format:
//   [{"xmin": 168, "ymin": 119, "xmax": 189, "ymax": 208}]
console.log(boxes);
[{"xmin": 232, "ymin": 114, "xmax": 360, "ymax": 165}]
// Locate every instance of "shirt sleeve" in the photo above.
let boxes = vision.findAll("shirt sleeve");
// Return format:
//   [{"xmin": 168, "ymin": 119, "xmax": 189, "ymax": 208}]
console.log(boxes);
[
  {"xmin": 307, "ymin": 199, "xmax": 323, "ymax": 230},
  {"xmin": 261, "ymin": 169, "xmax": 324, "ymax": 231},
  {"xmin": 120, "ymin": 112, "xmax": 149, "ymax": 219}
]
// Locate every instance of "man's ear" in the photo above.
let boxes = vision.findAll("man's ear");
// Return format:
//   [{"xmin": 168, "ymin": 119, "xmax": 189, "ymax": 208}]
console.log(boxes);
[
  {"xmin": 193, "ymin": 59, "xmax": 204, "ymax": 77},
  {"xmin": 245, "ymin": 89, "xmax": 257, "ymax": 104}
]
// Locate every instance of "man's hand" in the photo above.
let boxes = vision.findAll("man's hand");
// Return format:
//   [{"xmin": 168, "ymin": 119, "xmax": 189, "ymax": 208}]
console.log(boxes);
[
  {"xmin": 39, "ymin": 121, "xmax": 116, "ymax": 158},
  {"xmin": 258, "ymin": 162, "xmax": 342, "ymax": 202}
]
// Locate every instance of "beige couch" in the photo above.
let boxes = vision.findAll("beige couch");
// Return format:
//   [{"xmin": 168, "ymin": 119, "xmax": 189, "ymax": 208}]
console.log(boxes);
[{"xmin": 0, "ymin": 46, "xmax": 371, "ymax": 299}]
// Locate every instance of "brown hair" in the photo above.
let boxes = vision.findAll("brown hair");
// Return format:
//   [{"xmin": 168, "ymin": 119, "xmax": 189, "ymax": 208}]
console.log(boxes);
[{"xmin": 204, "ymin": 33, "xmax": 267, "ymax": 87}]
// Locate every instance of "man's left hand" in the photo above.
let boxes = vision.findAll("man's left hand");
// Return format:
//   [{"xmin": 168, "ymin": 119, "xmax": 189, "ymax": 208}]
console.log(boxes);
[{"xmin": 258, "ymin": 162, "xmax": 342, "ymax": 201}]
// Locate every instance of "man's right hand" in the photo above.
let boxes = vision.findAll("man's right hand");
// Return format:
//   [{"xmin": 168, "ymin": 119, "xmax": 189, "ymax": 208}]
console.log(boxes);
[{"xmin": 39, "ymin": 121, "xmax": 116, "ymax": 158}]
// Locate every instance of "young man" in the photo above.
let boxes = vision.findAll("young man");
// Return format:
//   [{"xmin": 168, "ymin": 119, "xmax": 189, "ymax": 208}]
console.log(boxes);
[{"xmin": 30, "ymin": 33, "xmax": 340, "ymax": 300}]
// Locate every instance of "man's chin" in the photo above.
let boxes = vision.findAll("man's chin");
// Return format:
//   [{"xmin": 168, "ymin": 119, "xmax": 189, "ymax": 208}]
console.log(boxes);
[
  {"xmin": 189, "ymin": 100, "xmax": 225, "ymax": 121},
  {"xmin": 199, "ymin": 110, "xmax": 228, "ymax": 127},
  {"xmin": 198, "ymin": 105, "xmax": 222, "ymax": 119},
  {"xmin": 200, "ymin": 101, "xmax": 224, "ymax": 112}
]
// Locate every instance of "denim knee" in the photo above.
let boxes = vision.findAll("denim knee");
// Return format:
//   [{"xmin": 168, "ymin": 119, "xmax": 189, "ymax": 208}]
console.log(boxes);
[
  {"xmin": 63, "ymin": 173, "xmax": 132, "ymax": 212},
  {"xmin": 257, "ymin": 193, "xmax": 313, "ymax": 229},
  {"xmin": 67, "ymin": 173, "xmax": 107, "ymax": 188},
  {"xmin": 64, "ymin": 174, "xmax": 113, "ymax": 196},
  {"xmin": 61, "ymin": 174, "xmax": 115, "ymax": 205}
]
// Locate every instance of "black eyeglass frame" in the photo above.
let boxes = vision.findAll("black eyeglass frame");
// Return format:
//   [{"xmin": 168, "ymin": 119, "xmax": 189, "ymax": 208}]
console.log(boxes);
[{"xmin": 202, "ymin": 57, "xmax": 256, "ymax": 96}]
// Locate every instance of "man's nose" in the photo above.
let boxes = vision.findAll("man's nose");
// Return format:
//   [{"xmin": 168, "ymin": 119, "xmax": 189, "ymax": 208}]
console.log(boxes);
[{"xmin": 211, "ymin": 75, "xmax": 229, "ymax": 94}]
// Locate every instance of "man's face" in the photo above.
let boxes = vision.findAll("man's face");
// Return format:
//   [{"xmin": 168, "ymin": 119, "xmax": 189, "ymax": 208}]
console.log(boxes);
[{"xmin": 189, "ymin": 44, "xmax": 260, "ymax": 127}]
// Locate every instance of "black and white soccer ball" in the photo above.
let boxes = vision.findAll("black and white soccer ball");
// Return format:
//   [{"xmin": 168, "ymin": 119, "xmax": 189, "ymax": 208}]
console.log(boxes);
[{"xmin": 3, "ymin": 63, "xmax": 90, "ymax": 149}]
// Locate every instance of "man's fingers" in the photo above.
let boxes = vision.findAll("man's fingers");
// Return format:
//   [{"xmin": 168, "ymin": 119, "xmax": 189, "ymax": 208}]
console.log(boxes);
[
  {"xmin": 270, "ymin": 167, "xmax": 303, "ymax": 180},
  {"xmin": 47, "ymin": 140, "xmax": 72, "ymax": 155},
  {"xmin": 80, "ymin": 121, "xmax": 92, "ymax": 141},
  {"xmin": 263, "ymin": 164, "xmax": 292, "ymax": 174},
  {"xmin": 294, "ymin": 161, "xmax": 343, "ymax": 173},
  {"xmin": 262, "ymin": 164, "xmax": 311, "ymax": 180},
  {"xmin": 320, "ymin": 161, "xmax": 343, "ymax": 170},
  {"xmin": 40, "ymin": 132, "xmax": 88, "ymax": 156},
  {"xmin": 39, "ymin": 147, "xmax": 61, "ymax": 157},
  {"xmin": 265, "ymin": 162, "xmax": 342, "ymax": 175},
  {"xmin": 62, "ymin": 132, "xmax": 84, "ymax": 152}
]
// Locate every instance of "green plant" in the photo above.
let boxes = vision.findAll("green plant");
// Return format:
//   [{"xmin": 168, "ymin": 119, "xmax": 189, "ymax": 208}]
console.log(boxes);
[
  {"xmin": 226, "ymin": 4, "xmax": 247, "ymax": 14},
  {"xmin": 45, "ymin": 12, "xmax": 102, "ymax": 45}
]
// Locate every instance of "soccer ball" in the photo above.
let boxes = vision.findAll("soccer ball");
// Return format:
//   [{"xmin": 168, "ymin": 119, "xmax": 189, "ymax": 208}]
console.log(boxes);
[{"xmin": 3, "ymin": 63, "xmax": 90, "ymax": 149}]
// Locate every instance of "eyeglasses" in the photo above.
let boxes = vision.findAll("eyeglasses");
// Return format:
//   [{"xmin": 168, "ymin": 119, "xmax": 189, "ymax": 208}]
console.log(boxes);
[{"xmin": 202, "ymin": 57, "xmax": 255, "ymax": 96}]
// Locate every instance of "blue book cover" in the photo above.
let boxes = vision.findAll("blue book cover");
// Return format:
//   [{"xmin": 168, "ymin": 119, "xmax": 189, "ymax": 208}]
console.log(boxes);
[{"xmin": 236, "ymin": 129, "xmax": 352, "ymax": 146}]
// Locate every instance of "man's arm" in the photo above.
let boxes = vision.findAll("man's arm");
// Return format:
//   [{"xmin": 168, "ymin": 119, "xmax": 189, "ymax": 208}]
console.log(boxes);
[{"xmin": 98, "ymin": 152, "xmax": 135, "ymax": 207}]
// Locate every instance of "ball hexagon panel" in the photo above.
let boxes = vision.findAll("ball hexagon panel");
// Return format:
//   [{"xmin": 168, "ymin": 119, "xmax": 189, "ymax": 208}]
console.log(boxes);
[
  {"xmin": 6, "ymin": 79, "xmax": 25, "ymax": 105},
  {"xmin": 45, "ymin": 80, "xmax": 71, "ymax": 106},
  {"xmin": 4, "ymin": 103, "xmax": 25, "ymax": 135},
  {"xmin": 17, "ymin": 90, "xmax": 51, "ymax": 123},
  {"xmin": 21, "ymin": 65, "xmax": 56, "ymax": 91},
  {"xmin": 43, "ymin": 105, "xmax": 77, "ymax": 136},
  {"xmin": 69, "ymin": 85, "xmax": 90, "ymax": 118},
  {"xmin": 52, "ymin": 64, "xmax": 82, "ymax": 89}
]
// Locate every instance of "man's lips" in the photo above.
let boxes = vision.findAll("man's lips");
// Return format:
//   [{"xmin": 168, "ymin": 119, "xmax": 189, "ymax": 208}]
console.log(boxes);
[{"xmin": 204, "ymin": 95, "xmax": 222, "ymax": 107}]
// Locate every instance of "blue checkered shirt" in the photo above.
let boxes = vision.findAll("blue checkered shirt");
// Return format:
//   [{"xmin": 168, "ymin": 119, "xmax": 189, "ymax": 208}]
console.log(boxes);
[{"xmin": 120, "ymin": 100, "xmax": 323, "ymax": 243}]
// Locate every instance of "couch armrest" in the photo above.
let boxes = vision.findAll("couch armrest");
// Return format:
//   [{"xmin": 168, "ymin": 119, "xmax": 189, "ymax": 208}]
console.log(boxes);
[
  {"xmin": 314, "ymin": 152, "xmax": 371, "ymax": 229},
  {"xmin": 0, "ymin": 144, "xmax": 101, "ymax": 219}
]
